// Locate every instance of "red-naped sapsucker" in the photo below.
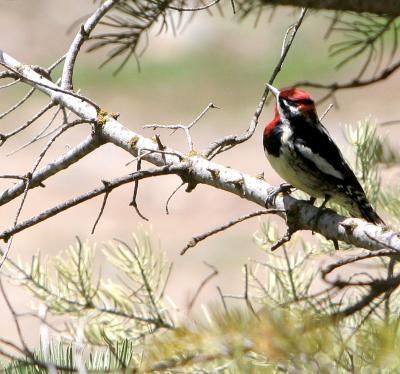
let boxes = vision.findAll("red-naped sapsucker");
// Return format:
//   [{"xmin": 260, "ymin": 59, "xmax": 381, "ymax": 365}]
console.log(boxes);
[{"xmin": 263, "ymin": 83, "xmax": 384, "ymax": 225}]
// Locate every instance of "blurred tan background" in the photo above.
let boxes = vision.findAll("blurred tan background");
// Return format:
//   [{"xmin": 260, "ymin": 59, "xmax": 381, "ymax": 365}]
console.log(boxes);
[{"xmin": 0, "ymin": 0, "xmax": 399, "ymax": 347}]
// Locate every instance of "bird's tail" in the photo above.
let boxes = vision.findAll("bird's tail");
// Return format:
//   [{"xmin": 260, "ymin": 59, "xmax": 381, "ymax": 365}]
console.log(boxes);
[
  {"xmin": 358, "ymin": 201, "xmax": 385, "ymax": 225},
  {"xmin": 346, "ymin": 186, "xmax": 385, "ymax": 225}
]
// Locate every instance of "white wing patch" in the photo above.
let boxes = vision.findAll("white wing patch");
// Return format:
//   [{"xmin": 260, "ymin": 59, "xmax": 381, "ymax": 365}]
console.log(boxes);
[{"xmin": 295, "ymin": 143, "xmax": 343, "ymax": 180}]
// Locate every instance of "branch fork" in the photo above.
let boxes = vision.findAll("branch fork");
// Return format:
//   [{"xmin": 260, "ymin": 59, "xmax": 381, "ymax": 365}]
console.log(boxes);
[{"xmin": 143, "ymin": 102, "xmax": 218, "ymax": 152}]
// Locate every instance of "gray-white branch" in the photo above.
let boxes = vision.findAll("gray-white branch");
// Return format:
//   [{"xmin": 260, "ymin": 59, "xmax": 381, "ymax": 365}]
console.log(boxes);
[
  {"xmin": 0, "ymin": 49, "xmax": 398, "ymax": 253},
  {"xmin": 61, "ymin": 0, "xmax": 120, "ymax": 90}
]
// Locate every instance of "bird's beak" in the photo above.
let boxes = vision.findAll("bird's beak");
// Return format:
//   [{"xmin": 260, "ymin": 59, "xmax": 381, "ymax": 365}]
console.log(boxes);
[{"xmin": 266, "ymin": 83, "xmax": 280, "ymax": 99}]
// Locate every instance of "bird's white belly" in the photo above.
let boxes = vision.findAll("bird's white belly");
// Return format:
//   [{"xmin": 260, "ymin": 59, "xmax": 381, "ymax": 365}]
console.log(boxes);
[{"xmin": 265, "ymin": 146, "xmax": 325, "ymax": 198}]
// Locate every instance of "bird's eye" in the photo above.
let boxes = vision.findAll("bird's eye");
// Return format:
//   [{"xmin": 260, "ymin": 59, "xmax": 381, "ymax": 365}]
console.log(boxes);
[
  {"xmin": 299, "ymin": 98, "xmax": 314, "ymax": 105},
  {"xmin": 286, "ymin": 98, "xmax": 314, "ymax": 106},
  {"xmin": 285, "ymin": 98, "xmax": 297, "ymax": 106}
]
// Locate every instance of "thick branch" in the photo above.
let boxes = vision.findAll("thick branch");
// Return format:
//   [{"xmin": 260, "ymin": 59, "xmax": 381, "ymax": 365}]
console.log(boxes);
[
  {"xmin": 256, "ymin": 0, "xmax": 400, "ymax": 16},
  {"xmin": 1, "ymin": 50, "xmax": 399, "ymax": 253},
  {"xmin": 0, "ymin": 135, "xmax": 102, "ymax": 206}
]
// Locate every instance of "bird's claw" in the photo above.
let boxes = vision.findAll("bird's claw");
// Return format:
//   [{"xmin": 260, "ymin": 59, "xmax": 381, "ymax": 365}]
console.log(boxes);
[{"xmin": 265, "ymin": 183, "xmax": 294, "ymax": 208}]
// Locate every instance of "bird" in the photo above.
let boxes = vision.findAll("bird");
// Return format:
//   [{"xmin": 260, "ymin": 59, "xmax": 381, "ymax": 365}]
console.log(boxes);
[{"xmin": 263, "ymin": 83, "xmax": 384, "ymax": 225}]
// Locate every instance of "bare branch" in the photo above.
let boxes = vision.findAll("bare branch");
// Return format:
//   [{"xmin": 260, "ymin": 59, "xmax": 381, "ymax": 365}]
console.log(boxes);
[
  {"xmin": 129, "ymin": 149, "xmax": 149, "ymax": 221},
  {"xmin": 0, "ymin": 164, "xmax": 186, "ymax": 241},
  {"xmin": 0, "ymin": 134, "xmax": 102, "ymax": 207},
  {"xmin": 331, "ymin": 274, "xmax": 400, "ymax": 319},
  {"xmin": 217, "ymin": 265, "xmax": 259, "ymax": 317},
  {"xmin": 0, "ymin": 101, "xmax": 56, "ymax": 146},
  {"xmin": 321, "ymin": 249, "xmax": 399, "ymax": 278},
  {"xmin": 296, "ymin": 59, "xmax": 400, "ymax": 102},
  {"xmin": 0, "ymin": 119, "xmax": 92, "ymax": 267},
  {"xmin": 7, "ymin": 105, "xmax": 62, "ymax": 155},
  {"xmin": 0, "ymin": 87, "xmax": 35, "ymax": 120},
  {"xmin": 250, "ymin": 0, "xmax": 400, "ymax": 17},
  {"xmin": 270, "ymin": 226, "xmax": 296, "ymax": 251},
  {"xmin": 0, "ymin": 78, "xmax": 21, "ymax": 90},
  {"xmin": 187, "ymin": 262, "xmax": 218, "ymax": 314},
  {"xmin": 91, "ymin": 180, "xmax": 111, "ymax": 234},
  {"xmin": 243, "ymin": 264, "xmax": 259, "ymax": 318},
  {"xmin": 1, "ymin": 50, "xmax": 398, "ymax": 256},
  {"xmin": 0, "ymin": 278, "xmax": 34, "ymax": 361},
  {"xmin": 203, "ymin": 8, "xmax": 307, "ymax": 159},
  {"xmin": 61, "ymin": 0, "xmax": 120, "ymax": 90},
  {"xmin": 0, "ymin": 175, "xmax": 27, "ymax": 181},
  {"xmin": 168, "ymin": 0, "xmax": 221, "ymax": 12},
  {"xmin": 0, "ymin": 69, "xmax": 18, "ymax": 80},
  {"xmin": 319, "ymin": 103, "xmax": 334, "ymax": 121},
  {"xmin": 181, "ymin": 209, "xmax": 284, "ymax": 255},
  {"xmin": 144, "ymin": 102, "xmax": 218, "ymax": 151},
  {"xmin": 165, "ymin": 182, "xmax": 185, "ymax": 214},
  {"xmin": 216, "ymin": 285, "xmax": 229, "ymax": 314}
]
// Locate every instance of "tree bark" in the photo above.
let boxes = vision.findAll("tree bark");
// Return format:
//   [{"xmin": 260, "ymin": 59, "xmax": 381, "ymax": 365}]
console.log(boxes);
[{"xmin": 259, "ymin": 0, "xmax": 400, "ymax": 16}]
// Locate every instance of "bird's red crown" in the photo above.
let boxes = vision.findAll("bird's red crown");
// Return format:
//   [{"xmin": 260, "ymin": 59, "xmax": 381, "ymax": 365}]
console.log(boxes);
[{"xmin": 279, "ymin": 87, "xmax": 313, "ymax": 101}]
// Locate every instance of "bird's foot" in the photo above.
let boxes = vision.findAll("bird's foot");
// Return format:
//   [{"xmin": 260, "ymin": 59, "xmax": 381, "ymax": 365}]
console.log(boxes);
[{"xmin": 265, "ymin": 183, "xmax": 294, "ymax": 208}]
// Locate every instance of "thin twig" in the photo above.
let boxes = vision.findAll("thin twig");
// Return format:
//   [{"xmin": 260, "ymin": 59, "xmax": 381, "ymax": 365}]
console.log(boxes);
[
  {"xmin": 0, "ymin": 278, "xmax": 33, "ymax": 360},
  {"xmin": 144, "ymin": 103, "xmax": 218, "ymax": 151},
  {"xmin": 165, "ymin": 182, "xmax": 185, "ymax": 215},
  {"xmin": 0, "ymin": 175, "xmax": 27, "ymax": 180},
  {"xmin": 295, "ymin": 59, "xmax": 400, "ymax": 103},
  {"xmin": 379, "ymin": 119, "xmax": 400, "ymax": 127},
  {"xmin": 91, "ymin": 180, "xmax": 112, "ymax": 234},
  {"xmin": 187, "ymin": 262, "xmax": 218, "ymax": 314},
  {"xmin": 155, "ymin": 134, "xmax": 166, "ymax": 164},
  {"xmin": 283, "ymin": 247, "xmax": 298, "ymax": 301},
  {"xmin": 321, "ymin": 249, "xmax": 399, "ymax": 279},
  {"xmin": 319, "ymin": 103, "xmax": 334, "ymax": 121},
  {"xmin": 129, "ymin": 149, "xmax": 149, "ymax": 221},
  {"xmin": 203, "ymin": 8, "xmax": 307, "ymax": 159},
  {"xmin": 47, "ymin": 54, "xmax": 67, "ymax": 73},
  {"xmin": 7, "ymin": 103, "xmax": 62, "ymax": 155},
  {"xmin": 0, "ymin": 120, "xmax": 88, "ymax": 267},
  {"xmin": 0, "ymin": 101, "xmax": 56, "ymax": 146},
  {"xmin": 0, "ymin": 60, "xmax": 100, "ymax": 110},
  {"xmin": 168, "ymin": 0, "xmax": 220, "ymax": 12},
  {"xmin": 270, "ymin": 226, "xmax": 296, "ymax": 251},
  {"xmin": 0, "ymin": 87, "xmax": 35, "ymax": 120},
  {"xmin": 243, "ymin": 264, "xmax": 259, "ymax": 319},
  {"xmin": 0, "ymin": 77, "xmax": 21, "ymax": 90},
  {"xmin": 180, "ymin": 209, "xmax": 284, "ymax": 255},
  {"xmin": 216, "ymin": 286, "xmax": 229, "ymax": 314},
  {"xmin": 160, "ymin": 262, "xmax": 174, "ymax": 299},
  {"xmin": 331, "ymin": 275, "xmax": 400, "ymax": 319},
  {"xmin": 139, "ymin": 148, "xmax": 184, "ymax": 160}
]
